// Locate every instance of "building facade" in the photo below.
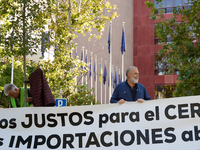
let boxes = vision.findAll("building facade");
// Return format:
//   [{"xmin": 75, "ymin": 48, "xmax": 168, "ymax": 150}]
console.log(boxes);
[{"xmin": 133, "ymin": 0, "xmax": 193, "ymax": 99}]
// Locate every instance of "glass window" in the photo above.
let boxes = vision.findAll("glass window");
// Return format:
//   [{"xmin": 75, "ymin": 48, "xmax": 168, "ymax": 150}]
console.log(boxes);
[
  {"xmin": 154, "ymin": 0, "xmax": 165, "ymax": 8},
  {"xmin": 166, "ymin": 0, "xmax": 173, "ymax": 7},
  {"xmin": 167, "ymin": 37, "xmax": 173, "ymax": 44},
  {"xmin": 174, "ymin": 6, "xmax": 183, "ymax": 11},
  {"xmin": 155, "ymin": 55, "xmax": 169, "ymax": 69},
  {"xmin": 155, "ymin": 85, "xmax": 175, "ymax": 99},
  {"xmin": 184, "ymin": 5, "xmax": 192, "ymax": 9},
  {"xmin": 157, "ymin": 8, "xmax": 166, "ymax": 14},
  {"xmin": 175, "ymin": 69, "xmax": 179, "ymax": 75},
  {"xmin": 154, "ymin": 0, "xmax": 160, "ymax": 8},
  {"xmin": 188, "ymin": 0, "xmax": 192, "ymax": 4},
  {"xmin": 166, "ymin": 8, "xmax": 173, "ymax": 13},
  {"xmin": 183, "ymin": 0, "xmax": 192, "ymax": 5},
  {"xmin": 161, "ymin": 0, "xmax": 166, "ymax": 7},
  {"xmin": 174, "ymin": 0, "xmax": 182, "ymax": 6}
]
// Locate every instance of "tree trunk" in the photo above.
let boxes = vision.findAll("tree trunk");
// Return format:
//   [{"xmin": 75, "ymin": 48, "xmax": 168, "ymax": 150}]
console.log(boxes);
[{"xmin": 23, "ymin": 0, "xmax": 27, "ymax": 107}]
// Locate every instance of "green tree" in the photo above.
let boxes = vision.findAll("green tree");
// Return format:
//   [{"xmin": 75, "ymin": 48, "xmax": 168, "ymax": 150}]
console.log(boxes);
[
  {"xmin": 36, "ymin": 0, "xmax": 117, "ymax": 103},
  {"xmin": 0, "ymin": 0, "xmax": 117, "ymax": 106},
  {"xmin": 145, "ymin": 0, "xmax": 200, "ymax": 97},
  {"xmin": 0, "ymin": 0, "xmax": 49, "ymax": 106},
  {"xmin": 0, "ymin": 57, "xmax": 36, "ymax": 108}
]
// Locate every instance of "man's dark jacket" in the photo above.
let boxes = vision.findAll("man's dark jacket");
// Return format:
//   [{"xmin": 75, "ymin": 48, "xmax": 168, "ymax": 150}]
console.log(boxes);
[
  {"xmin": 110, "ymin": 81, "xmax": 151, "ymax": 103},
  {"xmin": 29, "ymin": 68, "xmax": 55, "ymax": 106}
]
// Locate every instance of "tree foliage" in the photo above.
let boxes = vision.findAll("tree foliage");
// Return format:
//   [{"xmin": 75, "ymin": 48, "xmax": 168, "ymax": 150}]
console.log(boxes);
[
  {"xmin": 145, "ymin": 0, "xmax": 200, "ymax": 97},
  {"xmin": 0, "ymin": 57, "xmax": 35, "ymax": 108},
  {"xmin": 36, "ymin": 0, "xmax": 117, "ymax": 101},
  {"xmin": 0, "ymin": 0, "xmax": 117, "ymax": 107}
]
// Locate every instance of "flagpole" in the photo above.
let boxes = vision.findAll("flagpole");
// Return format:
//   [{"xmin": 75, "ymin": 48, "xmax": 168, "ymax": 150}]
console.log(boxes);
[
  {"xmin": 75, "ymin": 46, "xmax": 78, "ymax": 93},
  {"xmin": 85, "ymin": 49, "xmax": 87, "ymax": 85},
  {"xmin": 78, "ymin": 0, "xmax": 82, "ymax": 12},
  {"xmin": 11, "ymin": 30, "xmax": 14, "ymax": 84},
  {"xmin": 124, "ymin": 71, "xmax": 126, "ymax": 81},
  {"xmin": 122, "ymin": 22, "xmax": 125, "ymax": 82},
  {"xmin": 109, "ymin": 21, "xmax": 112, "ymax": 101},
  {"xmin": 82, "ymin": 46, "xmax": 84, "ymax": 85},
  {"xmin": 11, "ymin": 56, "xmax": 14, "ymax": 84},
  {"xmin": 95, "ymin": 55, "xmax": 97, "ymax": 103},
  {"xmin": 119, "ymin": 68, "xmax": 120, "ymax": 83},
  {"xmin": 104, "ymin": 60, "xmax": 107, "ymax": 104},
  {"xmin": 115, "ymin": 66, "xmax": 118, "ymax": 87},
  {"xmin": 90, "ymin": 52, "xmax": 93, "ymax": 93},
  {"xmin": 100, "ymin": 58, "xmax": 103, "ymax": 105},
  {"xmin": 112, "ymin": 64, "xmax": 114, "ymax": 94}
]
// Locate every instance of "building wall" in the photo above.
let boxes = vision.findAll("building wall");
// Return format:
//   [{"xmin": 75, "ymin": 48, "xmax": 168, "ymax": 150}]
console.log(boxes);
[
  {"xmin": 74, "ymin": 0, "xmax": 134, "ymax": 103},
  {"xmin": 133, "ymin": 0, "xmax": 155, "ymax": 99},
  {"xmin": 133, "ymin": 0, "xmax": 178, "ymax": 99}
]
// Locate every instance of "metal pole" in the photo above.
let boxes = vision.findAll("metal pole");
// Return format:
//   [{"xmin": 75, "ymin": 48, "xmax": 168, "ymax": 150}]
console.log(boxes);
[{"xmin": 109, "ymin": 21, "xmax": 112, "ymax": 101}]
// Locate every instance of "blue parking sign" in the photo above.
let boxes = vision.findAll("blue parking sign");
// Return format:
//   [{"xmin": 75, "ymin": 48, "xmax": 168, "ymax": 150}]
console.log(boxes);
[{"xmin": 55, "ymin": 99, "xmax": 67, "ymax": 107}]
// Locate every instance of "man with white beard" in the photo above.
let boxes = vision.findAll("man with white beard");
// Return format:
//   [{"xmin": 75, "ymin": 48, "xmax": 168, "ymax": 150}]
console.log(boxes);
[{"xmin": 110, "ymin": 66, "xmax": 151, "ymax": 104}]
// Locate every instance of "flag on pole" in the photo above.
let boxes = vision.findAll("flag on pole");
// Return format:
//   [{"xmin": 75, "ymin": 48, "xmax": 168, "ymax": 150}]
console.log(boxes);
[
  {"xmin": 81, "ymin": 50, "xmax": 83, "ymax": 61},
  {"xmin": 94, "ymin": 60, "xmax": 96, "ymax": 81},
  {"xmin": 103, "ymin": 64, "xmax": 107, "ymax": 85},
  {"xmin": 81, "ymin": 49, "xmax": 83, "ymax": 74},
  {"xmin": 54, "ymin": 44, "xmax": 58, "ymax": 52},
  {"xmin": 118, "ymin": 73, "xmax": 121, "ymax": 84},
  {"xmin": 108, "ymin": 25, "xmax": 111, "ymax": 54},
  {"xmin": 75, "ymin": 48, "xmax": 77, "ymax": 58},
  {"xmin": 111, "ymin": 71, "xmax": 114, "ymax": 88},
  {"xmin": 108, "ymin": 76, "xmax": 109, "ymax": 87},
  {"xmin": 89, "ymin": 58, "xmax": 92, "ymax": 78},
  {"xmin": 114, "ymin": 70, "xmax": 117, "ymax": 87},
  {"xmin": 41, "ymin": 32, "xmax": 50, "ymax": 57},
  {"xmin": 85, "ymin": 54, "xmax": 88, "ymax": 75},
  {"xmin": 121, "ymin": 25, "xmax": 126, "ymax": 54},
  {"xmin": 99, "ymin": 61, "xmax": 103, "ymax": 83}
]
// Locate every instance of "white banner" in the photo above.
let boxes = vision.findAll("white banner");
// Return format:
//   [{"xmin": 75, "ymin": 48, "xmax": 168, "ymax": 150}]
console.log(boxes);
[{"xmin": 0, "ymin": 96, "xmax": 200, "ymax": 150}]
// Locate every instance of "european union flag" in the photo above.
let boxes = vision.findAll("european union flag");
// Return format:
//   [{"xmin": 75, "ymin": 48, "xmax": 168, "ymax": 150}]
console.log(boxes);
[
  {"xmin": 85, "ymin": 54, "xmax": 88, "ymax": 75},
  {"xmin": 41, "ymin": 32, "xmax": 50, "ymax": 57},
  {"xmin": 94, "ymin": 60, "xmax": 96, "ymax": 81},
  {"xmin": 108, "ymin": 25, "xmax": 111, "ymax": 54},
  {"xmin": 75, "ymin": 48, "xmax": 77, "ymax": 59},
  {"xmin": 89, "ymin": 58, "xmax": 92, "ymax": 78},
  {"xmin": 121, "ymin": 25, "xmax": 126, "ymax": 54},
  {"xmin": 118, "ymin": 73, "xmax": 121, "ymax": 84},
  {"xmin": 114, "ymin": 70, "xmax": 117, "ymax": 87},
  {"xmin": 103, "ymin": 64, "xmax": 107, "ymax": 85}
]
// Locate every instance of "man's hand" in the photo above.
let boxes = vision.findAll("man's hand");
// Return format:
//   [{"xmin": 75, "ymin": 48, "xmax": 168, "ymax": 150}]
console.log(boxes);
[
  {"xmin": 136, "ymin": 98, "xmax": 144, "ymax": 103},
  {"xmin": 117, "ymin": 99, "xmax": 127, "ymax": 104},
  {"xmin": 27, "ymin": 97, "xmax": 33, "ymax": 103}
]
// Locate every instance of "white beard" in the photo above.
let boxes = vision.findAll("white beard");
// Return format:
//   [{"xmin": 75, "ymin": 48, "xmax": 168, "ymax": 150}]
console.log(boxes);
[{"xmin": 130, "ymin": 76, "xmax": 139, "ymax": 84}]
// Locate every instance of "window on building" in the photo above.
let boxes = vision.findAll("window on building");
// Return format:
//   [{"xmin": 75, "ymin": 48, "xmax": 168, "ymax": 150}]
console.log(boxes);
[
  {"xmin": 154, "ymin": 39, "xmax": 162, "ymax": 45},
  {"xmin": 154, "ymin": 0, "xmax": 193, "ymax": 14},
  {"xmin": 166, "ymin": 37, "xmax": 173, "ymax": 44},
  {"xmin": 155, "ymin": 85, "xmax": 175, "ymax": 99},
  {"xmin": 175, "ymin": 69, "xmax": 179, "ymax": 75},
  {"xmin": 183, "ymin": 0, "xmax": 192, "ymax": 5},
  {"xmin": 166, "ymin": 0, "xmax": 173, "ymax": 13},
  {"xmin": 155, "ymin": 55, "xmax": 170, "ymax": 75},
  {"xmin": 155, "ymin": 54, "xmax": 180, "ymax": 75},
  {"xmin": 174, "ymin": 0, "xmax": 182, "ymax": 6},
  {"xmin": 154, "ymin": 24, "xmax": 162, "ymax": 45}
]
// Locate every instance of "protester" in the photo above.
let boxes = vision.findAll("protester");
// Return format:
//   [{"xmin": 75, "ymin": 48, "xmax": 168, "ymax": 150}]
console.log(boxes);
[
  {"xmin": 110, "ymin": 66, "xmax": 151, "ymax": 104},
  {"xmin": 3, "ymin": 83, "xmax": 33, "ymax": 108}
]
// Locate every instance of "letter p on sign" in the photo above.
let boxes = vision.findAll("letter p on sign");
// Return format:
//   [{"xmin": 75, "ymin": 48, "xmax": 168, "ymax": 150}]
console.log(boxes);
[{"xmin": 55, "ymin": 99, "xmax": 67, "ymax": 107}]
